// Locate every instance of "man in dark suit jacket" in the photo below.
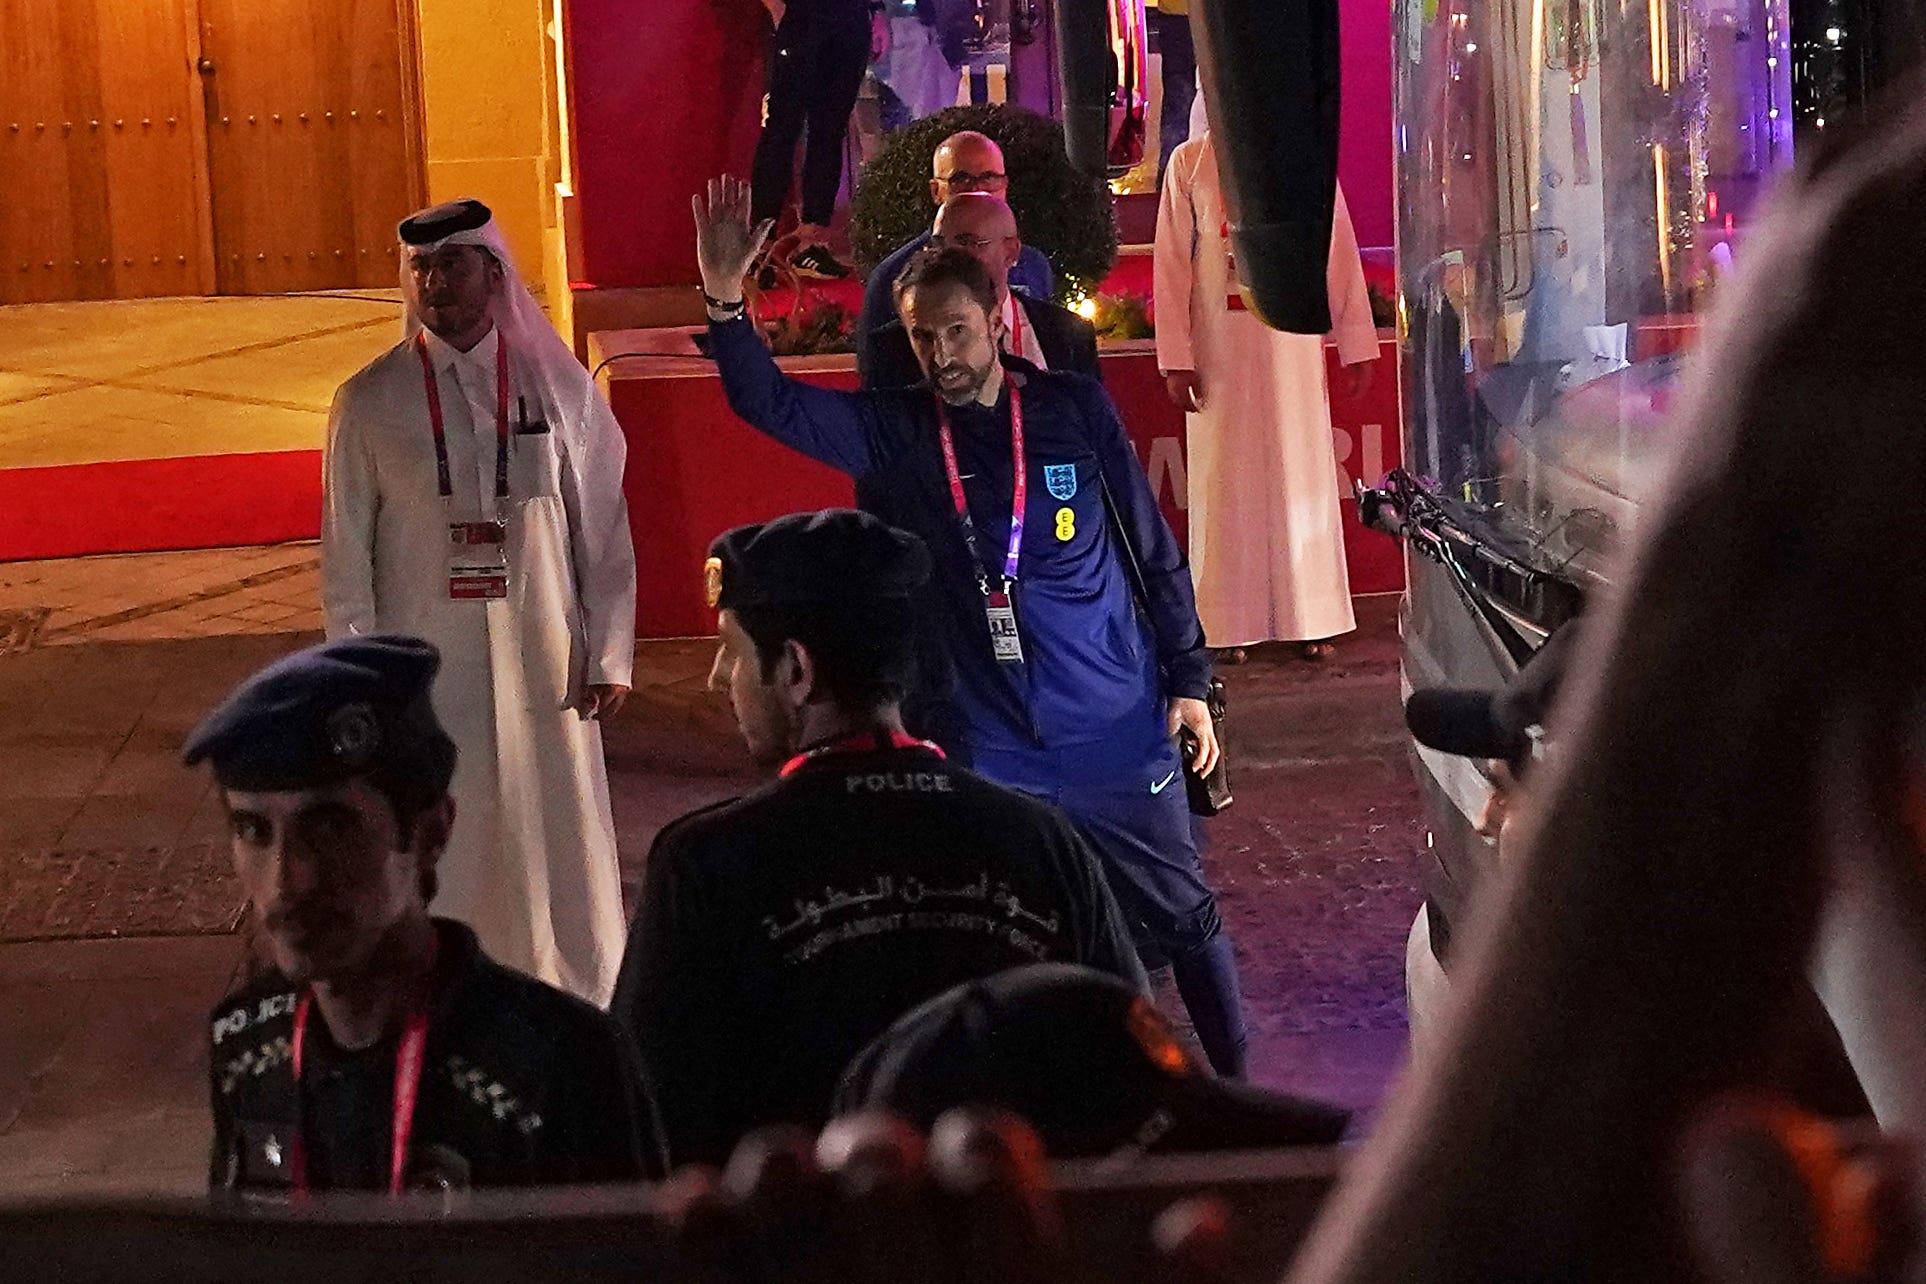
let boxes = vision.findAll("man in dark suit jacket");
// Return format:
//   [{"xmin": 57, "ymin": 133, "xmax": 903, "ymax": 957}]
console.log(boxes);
[{"xmin": 859, "ymin": 193, "xmax": 1099, "ymax": 390}]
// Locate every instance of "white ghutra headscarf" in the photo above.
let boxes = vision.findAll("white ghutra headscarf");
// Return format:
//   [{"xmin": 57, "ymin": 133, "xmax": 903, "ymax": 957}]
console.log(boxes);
[{"xmin": 397, "ymin": 199, "xmax": 612, "ymax": 458}]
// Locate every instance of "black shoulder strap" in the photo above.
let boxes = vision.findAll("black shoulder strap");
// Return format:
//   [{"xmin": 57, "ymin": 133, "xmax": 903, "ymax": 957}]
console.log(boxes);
[{"xmin": 1095, "ymin": 466, "xmax": 1152, "ymax": 617}]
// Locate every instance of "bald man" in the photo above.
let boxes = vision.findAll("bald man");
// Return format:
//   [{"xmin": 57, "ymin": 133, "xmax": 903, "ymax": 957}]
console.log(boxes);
[
  {"xmin": 860, "ymin": 193, "xmax": 1098, "ymax": 389},
  {"xmin": 856, "ymin": 131, "xmax": 1056, "ymax": 382}
]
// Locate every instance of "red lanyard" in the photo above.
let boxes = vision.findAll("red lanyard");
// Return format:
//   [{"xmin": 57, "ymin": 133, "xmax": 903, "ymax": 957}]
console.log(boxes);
[
  {"xmin": 778, "ymin": 728, "xmax": 946, "ymax": 779},
  {"xmin": 286, "ymin": 991, "xmax": 432, "ymax": 1196},
  {"xmin": 1005, "ymin": 297, "xmax": 1026, "ymax": 359},
  {"xmin": 416, "ymin": 333, "xmax": 511, "ymax": 503},
  {"xmin": 936, "ymin": 381, "xmax": 1025, "ymax": 593}
]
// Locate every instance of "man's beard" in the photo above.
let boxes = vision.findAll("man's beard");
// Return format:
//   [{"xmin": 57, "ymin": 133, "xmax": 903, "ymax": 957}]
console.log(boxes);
[
  {"xmin": 421, "ymin": 301, "xmax": 485, "ymax": 339},
  {"xmin": 933, "ymin": 356, "xmax": 994, "ymax": 405}
]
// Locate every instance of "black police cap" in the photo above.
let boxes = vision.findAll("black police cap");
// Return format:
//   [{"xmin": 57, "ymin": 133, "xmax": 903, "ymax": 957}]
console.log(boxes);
[
  {"xmin": 836, "ymin": 964, "xmax": 1350, "ymax": 1158},
  {"xmin": 182, "ymin": 635, "xmax": 456, "ymax": 795},
  {"xmin": 705, "ymin": 508, "xmax": 931, "ymax": 612},
  {"xmin": 398, "ymin": 199, "xmax": 493, "ymax": 246}
]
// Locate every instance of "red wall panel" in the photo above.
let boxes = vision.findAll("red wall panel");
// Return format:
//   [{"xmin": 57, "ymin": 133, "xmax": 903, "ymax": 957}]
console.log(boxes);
[
  {"xmin": 1338, "ymin": 0, "xmax": 1395, "ymax": 250},
  {"xmin": 567, "ymin": 0, "xmax": 768, "ymax": 288}
]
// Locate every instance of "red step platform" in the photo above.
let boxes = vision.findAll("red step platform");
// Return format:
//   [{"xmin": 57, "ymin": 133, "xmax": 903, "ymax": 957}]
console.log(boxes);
[{"xmin": 591, "ymin": 327, "xmax": 1407, "ymax": 640}]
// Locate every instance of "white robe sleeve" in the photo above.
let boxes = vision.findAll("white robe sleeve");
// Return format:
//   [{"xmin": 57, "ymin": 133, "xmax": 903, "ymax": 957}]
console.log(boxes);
[
  {"xmin": 558, "ymin": 382, "xmax": 638, "ymax": 689},
  {"xmin": 320, "ymin": 383, "xmax": 380, "ymax": 638},
  {"xmin": 1154, "ymin": 140, "xmax": 1204, "ymax": 375},
  {"xmin": 1327, "ymin": 182, "xmax": 1381, "ymax": 368}
]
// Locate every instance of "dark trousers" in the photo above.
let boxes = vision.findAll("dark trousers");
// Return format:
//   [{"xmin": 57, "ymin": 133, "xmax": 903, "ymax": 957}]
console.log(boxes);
[
  {"xmin": 1152, "ymin": 10, "xmax": 1196, "ymax": 180},
  {"xmin": 974, "ymin": 735, "xmax": 1250, "ymax": 1078},
  {"xmin": 751, "ymin": 8, "xmax": 872, "ymax": 228}
]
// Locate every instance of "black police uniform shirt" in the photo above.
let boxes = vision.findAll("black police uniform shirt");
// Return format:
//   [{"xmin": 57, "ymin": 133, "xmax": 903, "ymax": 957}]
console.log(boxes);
[
  {"xmin": 208, "ymin": 919, "xmax": 667, "ymax": 1192},
  {"xmin": 612, "ymin": 739, "xmax": 1147, "ymax": 1167}
]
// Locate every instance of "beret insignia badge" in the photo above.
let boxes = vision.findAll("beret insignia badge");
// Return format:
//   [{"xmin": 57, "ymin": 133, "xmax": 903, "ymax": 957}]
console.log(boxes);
[{"xmin": 326, "ymin": 703, "xmax": 382, "ymax": 767}]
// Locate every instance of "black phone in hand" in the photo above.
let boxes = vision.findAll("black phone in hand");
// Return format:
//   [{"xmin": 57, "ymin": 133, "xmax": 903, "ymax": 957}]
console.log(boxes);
[{"xmin": 1178, "ymin": 727, "xmax": 1232, "ymax": 816}]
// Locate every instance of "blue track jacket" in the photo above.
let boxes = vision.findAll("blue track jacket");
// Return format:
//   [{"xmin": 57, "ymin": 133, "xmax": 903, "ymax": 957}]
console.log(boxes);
[{"xmin": 709, "ymin": 315, "xmax": 1210, "ymax": 759}]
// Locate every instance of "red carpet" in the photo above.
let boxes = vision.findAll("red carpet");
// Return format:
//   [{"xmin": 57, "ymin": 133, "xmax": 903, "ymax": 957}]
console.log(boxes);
[
  {"xmin": 0, "ymin": 254, "xmax": 1407, "ymax": 567},
  {"xmin": 0, "ymin": 452, "xmax": 322, "ymax": 562}
]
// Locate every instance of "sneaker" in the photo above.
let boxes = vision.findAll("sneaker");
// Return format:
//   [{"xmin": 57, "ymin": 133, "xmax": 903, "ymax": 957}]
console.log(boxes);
[{"xmin": 789, "ymin": 244, "xmax": 852, "ymax": 280}]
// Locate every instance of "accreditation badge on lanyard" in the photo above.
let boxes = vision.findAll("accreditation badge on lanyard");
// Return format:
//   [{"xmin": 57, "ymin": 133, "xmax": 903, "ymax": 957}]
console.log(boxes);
[
  {"xmin": 418, "ymin": 335, "xmax": 512, "ymax": 600},
  {"xmin": 936, "ymin": 385, "xmax": 1027, "ymax": 664}
]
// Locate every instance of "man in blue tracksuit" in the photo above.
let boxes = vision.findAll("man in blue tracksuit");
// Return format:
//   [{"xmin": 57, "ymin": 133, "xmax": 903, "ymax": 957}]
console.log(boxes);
[{"xmin": 693, "ymin": 175, "xmax": 1247, "ymax": 1074}]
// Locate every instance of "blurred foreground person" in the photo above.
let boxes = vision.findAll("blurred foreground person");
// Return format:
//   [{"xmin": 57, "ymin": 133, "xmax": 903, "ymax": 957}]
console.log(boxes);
[
  {"xmin": 189, "ymin": 636, "xmax": 663, "ymax": 1194},
  {"xmin": 1284, "ymin": 99, "xmax": 1926, "ymax": 1281},
  {"xmin": 1681, "ymin": 1096, "xmax": 1919, "ymax": 1284},
  {"xmin": 838, "ymin": 963, "xmax": 1348, "ymax": 1157},
  {"xmin": 650, "ymin": 1109, "xmax": 1247, "ymax": 1284}
]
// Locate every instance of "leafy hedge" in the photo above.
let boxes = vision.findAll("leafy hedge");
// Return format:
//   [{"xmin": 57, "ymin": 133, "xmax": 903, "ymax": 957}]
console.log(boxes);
[{"xmin": 848, "ymin": 104, "xmax": 1119, "ymax": 302}]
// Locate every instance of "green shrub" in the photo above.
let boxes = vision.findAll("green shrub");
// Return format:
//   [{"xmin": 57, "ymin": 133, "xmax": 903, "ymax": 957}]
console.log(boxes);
[
  {"xmin": 1090, "ymin": 290, "xmax": 1153, "ymax": 341},
  {"xmin": 848, "ymin": 104, "xmax": 1119, "ymax": 303}
]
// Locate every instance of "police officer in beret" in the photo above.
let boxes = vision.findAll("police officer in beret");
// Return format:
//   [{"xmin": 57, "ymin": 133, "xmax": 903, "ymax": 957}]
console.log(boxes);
[
  {"xmin": 613, "ymin": 509, "xmax": 1145, "ymax": 1167},
  {"xmin": 187, "ymin": 635, "xmax": 665, "ymax": 1194}
]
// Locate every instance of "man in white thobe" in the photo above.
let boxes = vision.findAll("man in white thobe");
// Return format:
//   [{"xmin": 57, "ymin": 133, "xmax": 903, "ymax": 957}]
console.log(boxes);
[
  {"xmin": 1154, "ymin": 96, "xmax": 1379, "ymax": 655},
  {"xmin": 321, "ymin": 199, "xmax": 637, "ymax": 1006}
]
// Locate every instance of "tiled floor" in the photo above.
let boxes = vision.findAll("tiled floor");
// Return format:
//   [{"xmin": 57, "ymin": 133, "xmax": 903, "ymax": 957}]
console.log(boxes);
[
  {"xmin": 0, "ymin": 544, "xmax": 321, "ymax": 647},
  {"xmin": 0, "ymin": 293, "xmax": 400, "ymax": 469}
]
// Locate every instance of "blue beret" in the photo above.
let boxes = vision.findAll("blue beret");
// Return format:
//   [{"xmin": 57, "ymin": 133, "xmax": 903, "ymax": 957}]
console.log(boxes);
[
  {"xmin": 706, "ymin": 509, "xmax": 931, "ymax": 612},
  {"xmin": 182, "ymin": 635, "xmax": 456, "ymax": 794}
]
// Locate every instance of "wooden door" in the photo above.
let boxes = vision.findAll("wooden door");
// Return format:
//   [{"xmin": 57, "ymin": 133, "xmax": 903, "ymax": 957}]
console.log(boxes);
[
  {"xmin": 0, "ymin": 0, "xmax": 213, "ymax": 303},
  {"xmin": 196, "ymin": 0, "xmax": 422, "ymax": 294}
]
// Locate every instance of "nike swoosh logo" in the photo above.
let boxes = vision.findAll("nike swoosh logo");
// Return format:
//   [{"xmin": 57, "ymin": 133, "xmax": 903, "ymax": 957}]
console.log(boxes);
[{"xmin": 1150, "ymin": 770, "xmax": 1178, "ymax": 794}]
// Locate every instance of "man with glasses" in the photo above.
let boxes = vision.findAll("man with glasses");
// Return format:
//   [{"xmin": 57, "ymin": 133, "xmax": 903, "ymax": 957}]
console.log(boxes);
[
  {"xmin": 855, "ymin": 130, "xmax": 1056, "ymax": 382},
  {"xmin": 859, "ymin": 192, "xmax": 1097, "ymax": 388}
]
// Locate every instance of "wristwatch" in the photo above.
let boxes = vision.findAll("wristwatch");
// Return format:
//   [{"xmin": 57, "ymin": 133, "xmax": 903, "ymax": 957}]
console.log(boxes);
[{"xmin": 702, "ymin": 288, "xmax": 746, "ymax": 322}]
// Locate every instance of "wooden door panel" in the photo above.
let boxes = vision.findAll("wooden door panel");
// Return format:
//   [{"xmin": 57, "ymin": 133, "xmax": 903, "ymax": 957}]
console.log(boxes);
[
  {"xmin": 0, "ymin": 0, "xmax": 204, "ymax": 302},
  {"xmin": 199, "ymin": 0, "xmax": 417, "ymax": 294},
  {"xmin": 92, "ymin": 0, "xmax": 209, "ymax": 297}
]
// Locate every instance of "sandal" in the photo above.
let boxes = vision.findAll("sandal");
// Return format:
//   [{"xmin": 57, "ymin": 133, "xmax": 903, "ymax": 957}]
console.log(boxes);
[
  {"xmin": 1212, "ymin": 646, "xmax": 1248, "ymax": 665},
  {"xmin": 1297, "ymin": 641, "xmax": 1336, "ymax": 662}
]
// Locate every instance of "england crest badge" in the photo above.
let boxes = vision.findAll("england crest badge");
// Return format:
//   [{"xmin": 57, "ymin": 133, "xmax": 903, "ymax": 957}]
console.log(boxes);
[{"xmin": 1044, "ymin": 463, "xmax": 1078, "ymax": 501}]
